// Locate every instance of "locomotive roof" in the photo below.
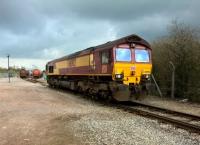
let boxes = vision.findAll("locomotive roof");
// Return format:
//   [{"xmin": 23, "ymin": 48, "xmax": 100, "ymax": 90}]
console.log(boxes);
[{"xmin": 48, "ymin": 34, "xmax": 150, "ymax": 64}]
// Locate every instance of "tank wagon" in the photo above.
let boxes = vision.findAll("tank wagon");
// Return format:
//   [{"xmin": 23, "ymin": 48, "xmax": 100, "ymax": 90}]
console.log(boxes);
[
  {"xmin": 46, "ymin": 34, "xmax": 152, "ymax": 101},
  {"xmin": 19, "ymin": 68, "xmax": 29, "ymax": 78},
  {"xmin": 32, "ymin": 69, "xmax": 42, "ymax": 79}
]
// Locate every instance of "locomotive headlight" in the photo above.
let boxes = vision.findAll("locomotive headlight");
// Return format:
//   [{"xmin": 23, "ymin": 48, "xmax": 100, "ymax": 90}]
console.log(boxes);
[
  {"xmin": 115, "ymin": 74, "xmax": 123, "ymax": 79},
  {"xmin": 142, "ymin": 74, "xmax": 151, "ymax": 80},
  {"xmin": 144, "ymin": 74, "xmax": 151, "ymax": 80},
  {"xmin": 145, "ymin": 74, "xmax": 150, "ymax": 78}
]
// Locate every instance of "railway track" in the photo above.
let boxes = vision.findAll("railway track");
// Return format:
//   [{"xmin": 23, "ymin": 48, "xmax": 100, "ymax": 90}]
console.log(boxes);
[
  {"xmin": 26, "ymin": 78, "xmax": 47, "ymax": 86},
  {"xmin": 119, "ymin": 101, "xmax": 200, "ymax": 134},
  {"xmin": 26, "ymin": 78, "xmax": 200, "ymax": 134}
]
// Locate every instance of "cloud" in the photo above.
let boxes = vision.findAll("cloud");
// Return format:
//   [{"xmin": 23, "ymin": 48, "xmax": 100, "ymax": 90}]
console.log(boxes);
[
  {"xmin": 0, "ymin": 0, "xmax": 199, "ymax": 69},
  {"xmin": 0, "ymin": 0, "xmax": 45, "ymax": 34}
]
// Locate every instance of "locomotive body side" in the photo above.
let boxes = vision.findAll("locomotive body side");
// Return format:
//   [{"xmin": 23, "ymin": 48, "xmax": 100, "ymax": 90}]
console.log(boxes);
[
  {"xmin": 46, "ymin": 34, "xmax": 152, "ymax": 101},
  {"xmin": 47, "ymin": 48, "xmax": 113, "ymax": 76}
]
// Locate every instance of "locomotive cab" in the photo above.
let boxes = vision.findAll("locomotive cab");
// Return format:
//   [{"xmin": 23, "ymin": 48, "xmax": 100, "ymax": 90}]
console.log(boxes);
[
  {"xmin": 112, "ymin": 43, "xmax": 152, "ymax": 100},
  {"xmin": 113, "ymin": 44, "xmax": 152, "ymax": 84}
]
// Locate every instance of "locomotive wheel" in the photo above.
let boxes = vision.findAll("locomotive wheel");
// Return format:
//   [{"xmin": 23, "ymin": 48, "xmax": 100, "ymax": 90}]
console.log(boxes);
[
  {"xmin": 105, "ymin": 95, "xmax": 113, "ymax": 103},
  {"xmin": 77, "ymin": 86, "xmax": 83, "ymax": 93}
]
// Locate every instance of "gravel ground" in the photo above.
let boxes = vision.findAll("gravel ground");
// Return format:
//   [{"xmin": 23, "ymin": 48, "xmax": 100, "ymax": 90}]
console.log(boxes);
[
  {"xmin": 67, "ymin": 106, "xmax": 200, "ymax": 145},
  {"xmin": 0, "ymin": 77, "xmax": 199, "ymax": 145}
]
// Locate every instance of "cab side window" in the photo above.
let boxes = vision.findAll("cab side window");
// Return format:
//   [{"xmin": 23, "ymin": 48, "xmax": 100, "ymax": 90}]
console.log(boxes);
[
  {"xmin": 101, "ymin": 51, "xmax": 110, "ymax": 64},
  {"xmin": 49, "ymin": 66, "xmax": 54, "ymax": 73}
]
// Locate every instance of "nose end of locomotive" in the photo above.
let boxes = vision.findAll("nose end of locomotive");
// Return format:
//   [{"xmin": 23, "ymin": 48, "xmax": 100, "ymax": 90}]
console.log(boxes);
[{"xmin": 110, "ymin": 83, "xmax": 131, "ymax": 101}]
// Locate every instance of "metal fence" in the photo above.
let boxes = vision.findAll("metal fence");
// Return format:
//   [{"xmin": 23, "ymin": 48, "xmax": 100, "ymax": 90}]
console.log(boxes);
[{"xmin": 148, "ymin": 74, "xmax": 200, "ymax": 102}]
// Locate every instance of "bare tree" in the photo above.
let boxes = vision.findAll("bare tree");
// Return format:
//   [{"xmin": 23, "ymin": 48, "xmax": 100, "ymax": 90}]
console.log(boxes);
[{"xmin": 152, "ymin": 21, "xmax": 200, "ymax": 102}]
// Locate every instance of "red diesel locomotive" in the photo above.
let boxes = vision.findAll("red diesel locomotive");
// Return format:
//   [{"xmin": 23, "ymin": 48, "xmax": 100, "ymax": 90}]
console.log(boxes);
[{"xmin": 46, "ymin": 34, "xmax": 152, "ymax": 101}]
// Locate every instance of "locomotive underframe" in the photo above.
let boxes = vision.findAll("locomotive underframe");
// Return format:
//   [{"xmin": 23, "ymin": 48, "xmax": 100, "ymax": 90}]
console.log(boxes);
[{"xmin": 47, "ymin": 75, "xmax": 149, "ymax": 101}]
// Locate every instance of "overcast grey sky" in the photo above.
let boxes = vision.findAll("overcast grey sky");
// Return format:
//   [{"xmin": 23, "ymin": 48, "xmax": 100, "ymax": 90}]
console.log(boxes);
[{"xmin": 0, "ymin": 0, "xmax": 199, "ymax": 69}]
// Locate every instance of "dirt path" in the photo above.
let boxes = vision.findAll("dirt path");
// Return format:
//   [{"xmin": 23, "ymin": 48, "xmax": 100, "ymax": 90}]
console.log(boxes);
[
  {"xmin": 0, "ymin": 78, "xmax": 84, "ymax": 145},
  {"xmin": 0, "ymin": 78, "xmax": 199, "ymax": 145}
]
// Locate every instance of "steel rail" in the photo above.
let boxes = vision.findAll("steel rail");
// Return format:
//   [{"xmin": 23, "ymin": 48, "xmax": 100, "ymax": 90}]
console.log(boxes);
[
  {"xmin": 123, "ymin": 106, "xmax": 200, "ymax": 133},
  {"xmin": 122, "ymin": 101, "xmax": 200, "ymax": 121}
]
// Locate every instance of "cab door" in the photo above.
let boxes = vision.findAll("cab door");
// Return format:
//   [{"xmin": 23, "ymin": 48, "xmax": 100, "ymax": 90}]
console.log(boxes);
[
  {"xmin": 89, "ymin": 50, "xmax": 95, "ymax": 73},
  {"xmin": 100, "ymin": 49, "xmax": 112, "ymax": 74}
]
